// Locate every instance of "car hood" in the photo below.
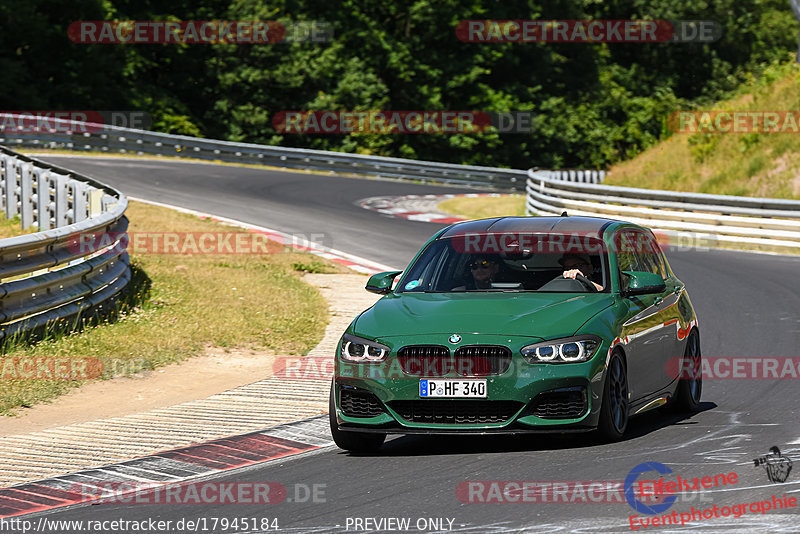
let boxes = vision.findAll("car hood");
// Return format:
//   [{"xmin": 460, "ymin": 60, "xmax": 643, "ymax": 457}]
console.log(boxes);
[{"xmin": 354, "ymin": 292, "xmax": 614, "ymax": 340}]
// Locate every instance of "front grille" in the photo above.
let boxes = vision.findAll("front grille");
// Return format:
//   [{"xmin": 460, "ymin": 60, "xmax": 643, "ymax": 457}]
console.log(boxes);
[
  {"xmin": 340, "ymin": 388, "xmax": 385, "ymax": 418},
  {"xmin": 397, "ymin": 345, "xmax": 450, "ymax": 376},
  {"xmin": 389, "ymin": 400, "xmax": 523, "ymax": 425},
  {"xmin": 454, "ymin": 345, "xmax": 512, "ymax": 376},
  {"xmin": 528, "ymin": 387, "xmax": 587, "ymax": 419}
]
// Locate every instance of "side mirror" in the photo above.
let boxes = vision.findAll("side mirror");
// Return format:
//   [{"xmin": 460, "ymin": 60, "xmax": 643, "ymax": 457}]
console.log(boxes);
[
  {"xmin": 620, "ymin": 270, "xmax": 666, "ymax": 297},
  {"xmin": 365, "ymin": 271, "xmax": 403, "ymax": 294}
]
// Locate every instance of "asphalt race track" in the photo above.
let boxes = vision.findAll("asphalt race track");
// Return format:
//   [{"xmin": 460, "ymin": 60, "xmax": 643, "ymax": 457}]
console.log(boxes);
[
  {"xmin": 24, "ymin": 156, "xmax": 800, "ymax": 532},
  {"xmin": 39, "ymin": 156, "xmax": 459, "ymax": 267}
]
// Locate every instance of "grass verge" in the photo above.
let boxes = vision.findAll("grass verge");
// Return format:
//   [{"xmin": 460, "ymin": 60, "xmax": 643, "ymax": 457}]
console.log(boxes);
[
  {"xmin": 438, "ymin": 194, "xmax": 527, "ymax": 219},
  {"xmin": 0, "ymin": 200, "xmax": 349, "ymax": 415},
  {"xmin": 604, "ymin": 60, "xmax": 800, "ymax": 199},
  {"xmin": 0, "ymin": 215, "xmax": 38, "ymax": 239},
  {"xmin": 0, "ymin": 216, "xmax": 21, "ymax": 239}
]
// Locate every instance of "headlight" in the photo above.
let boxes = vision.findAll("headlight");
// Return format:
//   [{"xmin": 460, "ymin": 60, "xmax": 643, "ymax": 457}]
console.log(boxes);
[
  {"xmin": 521, "ymin": 336, "xmax": 601, "ymax": 364},
  {"xmin": 340, "ymin": 334, "xmax": 390, "ymax": 362}
]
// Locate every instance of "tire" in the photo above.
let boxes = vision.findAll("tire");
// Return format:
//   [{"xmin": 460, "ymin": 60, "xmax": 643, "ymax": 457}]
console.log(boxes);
[
  {"xmin": 329, "ymin": 384, "xmax": 386, "ymax": 453},
  {"xmin": 670, "ymin": 329, "xmax": 702, "ymax": 413},
  {"xmin": 598, "ymin": 351, "xmax": 629, "ymax": 441}
]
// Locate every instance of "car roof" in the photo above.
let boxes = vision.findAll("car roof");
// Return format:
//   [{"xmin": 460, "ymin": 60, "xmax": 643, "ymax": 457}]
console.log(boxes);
[{"xmin": 437, "ymin": 216, "xmax": 630, "ymax": 238}]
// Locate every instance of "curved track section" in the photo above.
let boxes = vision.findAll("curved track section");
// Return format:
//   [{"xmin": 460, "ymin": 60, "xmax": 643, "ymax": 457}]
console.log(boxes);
[
  {"xmin": 38, "ymin": 156, "xmax": 465, "ymax": 267},
  {"xmin": 23, "ymin": 155, "xmax": 800, "ymax": 533}
]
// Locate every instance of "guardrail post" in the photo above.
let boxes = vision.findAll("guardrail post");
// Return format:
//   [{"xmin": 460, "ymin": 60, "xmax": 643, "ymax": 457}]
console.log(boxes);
[
  {"xmin": 72, "ymin": 181, "xmax": 88, "ymax": 222},
  {"xmin": 0, "ymin": 158, "xmax": 6, "ymax": 214},
  {"xmin": 54, "ymin": 174, "xmax": 69, "ymax": 227},
  {"xmin": 19, "ymin": 162, "xmax": 33, "ymax": 229},
  {"xmin": 37, "ymin": 170, "xmax": 52, "ymax": 230},
  {"xmin": 4, "ymin": 156, "xmax": 19, "ymax": 218}
]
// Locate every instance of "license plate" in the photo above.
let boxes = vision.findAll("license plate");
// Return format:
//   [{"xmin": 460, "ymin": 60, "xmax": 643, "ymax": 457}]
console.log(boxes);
[{"xmin": 420, "ymin": 379, "xmax": 487, "ymax": 398}]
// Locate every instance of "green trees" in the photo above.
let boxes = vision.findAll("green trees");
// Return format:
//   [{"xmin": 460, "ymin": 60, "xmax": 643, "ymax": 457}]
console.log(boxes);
[{"xmin": 1, "ymin": 0, "xmax": 795, "ymax": 168}]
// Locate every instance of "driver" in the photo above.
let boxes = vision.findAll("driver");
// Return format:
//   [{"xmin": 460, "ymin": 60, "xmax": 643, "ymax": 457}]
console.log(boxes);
[{"xmin": 559, "ymin": 253, "xmax": 603, "ymax": 291}]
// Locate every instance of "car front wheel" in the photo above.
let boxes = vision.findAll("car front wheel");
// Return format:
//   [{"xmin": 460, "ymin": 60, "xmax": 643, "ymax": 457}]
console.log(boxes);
[
  {"xmin": 329, "ymin": 384, "xmax": 386, "ymax": 453},
  {"xmin": 598, "ymin": 351, "xmax": 629, "ymax": 441}
]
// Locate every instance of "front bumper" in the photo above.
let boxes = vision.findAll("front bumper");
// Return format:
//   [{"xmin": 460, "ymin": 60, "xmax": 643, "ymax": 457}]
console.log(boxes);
[{"xmin": 333, "ymin": 333, "xmax": 609, "ymax": 434}]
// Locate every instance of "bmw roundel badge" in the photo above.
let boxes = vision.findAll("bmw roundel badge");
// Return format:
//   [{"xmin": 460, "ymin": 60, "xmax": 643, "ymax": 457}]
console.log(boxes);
[{"xmin": 449, "ymin": 334, "xmax": 462, "ymax": 344}]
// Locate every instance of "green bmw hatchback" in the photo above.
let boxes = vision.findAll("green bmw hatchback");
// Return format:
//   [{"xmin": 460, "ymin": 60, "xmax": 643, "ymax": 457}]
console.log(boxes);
[{"xmin": 330, "ymin": 216, "xmax": 702, "ymax": 452}]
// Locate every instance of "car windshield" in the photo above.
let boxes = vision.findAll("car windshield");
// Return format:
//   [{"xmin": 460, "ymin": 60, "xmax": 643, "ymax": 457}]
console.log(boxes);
[{"xmin": 397, "ymin": 233, "xmax": 609, "ymax": 293}]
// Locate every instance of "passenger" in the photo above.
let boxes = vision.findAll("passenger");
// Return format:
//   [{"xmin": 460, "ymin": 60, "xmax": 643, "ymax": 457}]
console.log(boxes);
[{"xmin": 559, "ymin": 253, "xmax": 604, "ymax": 291}]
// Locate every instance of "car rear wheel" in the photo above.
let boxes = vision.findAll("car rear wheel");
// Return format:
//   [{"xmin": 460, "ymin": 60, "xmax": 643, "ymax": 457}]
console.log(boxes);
[
  {"xmin": 671, "ymin": 329, "xmax": 702, "ymax": 413},
  {"xmin": 329, "ymin": 384, "xmax": 386, "ymax": 453},
  {"xmin": 598, "ymin": 352, "xmax": 629, "ymax": 441}
]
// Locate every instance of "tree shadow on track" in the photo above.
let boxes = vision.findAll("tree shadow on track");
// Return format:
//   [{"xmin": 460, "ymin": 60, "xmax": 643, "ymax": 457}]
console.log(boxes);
[{"xmin": 346, "ymin": 401, "xmax": 717, "ymax": 457}]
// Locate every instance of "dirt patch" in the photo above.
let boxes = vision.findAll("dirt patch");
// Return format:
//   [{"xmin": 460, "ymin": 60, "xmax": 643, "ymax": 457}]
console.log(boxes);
[{"xmin": 0, "ymin": 344, "xmax": 280, "ymax": 436}]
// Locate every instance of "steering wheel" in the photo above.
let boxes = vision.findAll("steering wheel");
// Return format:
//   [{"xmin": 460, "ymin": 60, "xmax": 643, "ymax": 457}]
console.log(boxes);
[
  {"xmin": 574, "ymin": 273, "xmax": 598, "ymax": 293},
  {"xmin": 545, "ymin": 274, "xmax": 598, "ymax": 293}
]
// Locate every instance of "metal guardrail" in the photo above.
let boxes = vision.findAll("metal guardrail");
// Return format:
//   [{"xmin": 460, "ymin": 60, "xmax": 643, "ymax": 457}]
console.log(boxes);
[
  {"xmin": 530, "ymin": 168, "xmax": 605, "ymax": 184},
  {"xmin": 0, "ymin": 114, "xmax": 529, "ymax": 191},
  {"xmin": 527, "ymin": 169, "xmax": 800, "ymax": 252},
  {"xmin": 5, "ymin": 113, "xmax": 798, "ymax": 254},
  {"xmin": 0, "ymin": 145, "xmax": 130, "ymax": 342}
]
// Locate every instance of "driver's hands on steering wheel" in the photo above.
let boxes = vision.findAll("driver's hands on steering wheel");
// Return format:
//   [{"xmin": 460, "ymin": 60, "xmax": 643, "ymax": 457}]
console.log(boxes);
[{"xmin": 563, "ymin": 269, "xmax": 603, "ymax": 291}]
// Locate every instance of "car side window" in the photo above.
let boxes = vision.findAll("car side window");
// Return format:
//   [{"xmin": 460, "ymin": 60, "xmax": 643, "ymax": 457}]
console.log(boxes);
[
  {"xmin": 616, "ymin": 232, "xmax": 636, "ymax": 290},
  {"xmin": 634, "ymin": 232, "xmax": 668, "ymax": 280},
  {"xmin": 616, "ymin": 231, "xmax": 667, "ymax": 289}
]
